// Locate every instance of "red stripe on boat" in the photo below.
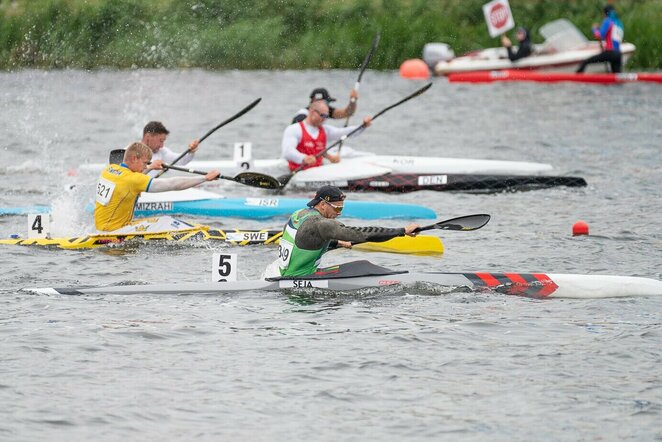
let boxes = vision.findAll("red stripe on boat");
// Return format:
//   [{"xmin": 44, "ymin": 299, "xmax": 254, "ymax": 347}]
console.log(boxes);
[
  {"xmin": 531, "ymin": 273, "xmax": 559, "ymax": 297},
  {"xmin": 503, "ymin": 273, "xmax": 529, "ymax": 294},
  {"xmin": 474, "ymin": 272, "xmax": 502, "ymax": 287}
]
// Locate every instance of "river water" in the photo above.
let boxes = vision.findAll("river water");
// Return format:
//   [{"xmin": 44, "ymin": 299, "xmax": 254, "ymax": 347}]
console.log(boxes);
[{"xmin": 0, "ymin": 69, "xmax": 660, "ymax": 441}]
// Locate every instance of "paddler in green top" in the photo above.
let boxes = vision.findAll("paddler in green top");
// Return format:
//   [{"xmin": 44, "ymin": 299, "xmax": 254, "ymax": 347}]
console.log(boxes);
[{"xmin": 263, "ymin": 185, "xmax": 420, "ymax": 278}]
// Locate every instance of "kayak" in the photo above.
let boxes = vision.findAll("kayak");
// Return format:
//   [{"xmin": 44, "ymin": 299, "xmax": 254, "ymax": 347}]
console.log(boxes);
[
  {"xmin": 78, "ymin": 153, "xmax": 555, "ymax": 178},
  {"xmin": 0, "ymin": 188, "xmax": 437, "ymax": 220},
  {"xmin": 287, "ymin": 173, "xmax": 587, "ymax": 193},
  {"xmin": 0, "ymin": 217, "xmax": 444, "ymax": 254},
  {"xmin": 23, "ymin": 260, "xmax": 662, "ymax": 299},
  {"xmin": 132, "ymin": 189, "xmax": 435, "ymax": 219},
  {"xmin": 448, "ymin": 70, "xmax": 662, "ymax": 84},
  {"xmin": 427, "ymin": 19, "xmax": 636, "ymax": 75}
]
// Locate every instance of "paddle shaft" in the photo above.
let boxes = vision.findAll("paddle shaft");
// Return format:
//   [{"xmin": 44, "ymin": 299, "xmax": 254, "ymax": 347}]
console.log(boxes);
[
  {"xmin": 339, "ymin": 33, "xmax": 381, "ymax": 154},
  {"xmin": 280, "ymin": 83, "xmax": 432, "ymax": 186},
  {"xmin": 161, "ymin": 164, "xmax": 281, "ymax": 190},
  {"xmin": 154, "ymin": 97, "xmax": 262, "ymax": 178}
]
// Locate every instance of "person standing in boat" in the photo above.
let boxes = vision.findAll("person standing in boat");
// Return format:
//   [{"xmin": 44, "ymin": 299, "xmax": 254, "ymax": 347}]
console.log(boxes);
[
  {"xmin": 576, "ymin": 5, "xmax": 624, "ymax": 73},
  {"xmin": 263, "ymin": 185, "xmax": 419, "ymax": 278},
  {"xmin": 291, "ymin": 88, "xmax": 358, "ymax": 124},
  {"xmin": 501, "ymin": 27, "xmax": 533, "ymax": 62},
  {"xmin": 94, "ymin": 142, "xmax": 220, "ymax": 232},
  {"xmin": 282, "ymin": 100, "xmax": 372, "ymax": 171},
  {"xmin": 141, "ymin": 121, "xmax": 200, "ymax": 178}
]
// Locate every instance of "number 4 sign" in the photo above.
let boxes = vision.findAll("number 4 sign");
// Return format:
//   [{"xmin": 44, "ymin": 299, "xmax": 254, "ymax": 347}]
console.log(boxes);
[
  {"xmin": 28, "ymin": 213, "xmax": 50, "ymax": 239},
  {"xmin": 211, "ymin": 253, "xmax": 238, "ymax": 282},
  {"xmin": 483, "ymin": 0, "xmax": 515, "ymax": 38}
]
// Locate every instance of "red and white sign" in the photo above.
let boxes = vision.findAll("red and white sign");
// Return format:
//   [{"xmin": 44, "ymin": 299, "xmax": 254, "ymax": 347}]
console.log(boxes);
[{"xmin": 482, "ymin": 0, "xmax": 515, "ymax": 37}]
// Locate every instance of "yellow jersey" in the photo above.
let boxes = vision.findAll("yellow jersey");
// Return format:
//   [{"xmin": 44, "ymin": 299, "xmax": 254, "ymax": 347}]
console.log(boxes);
[{"xmin": 94, "ymin": 163, "xmax": 152, "ymax": 231}]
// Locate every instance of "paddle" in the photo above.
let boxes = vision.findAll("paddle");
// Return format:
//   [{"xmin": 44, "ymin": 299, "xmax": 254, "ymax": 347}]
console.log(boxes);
[
  {"xmin": 414, "ymin": 214, "xmax": 491, "ymax": 232},
  {"xmin": 278, "ymin": 82, "xmax": 433, "ymax": 189},
  {"xmin": 161, "ymin": 163, "xmax": 281, "ymax": 190},
  {"xmin": 338, "ymin": 33, "xmax": 381, "ymax": 154},
  {"xmin": 109, "ymin": 148, "xmax": 125, "ymax": 164},
  {"xmin": 349, "ymin": 214, "xmax": 490, "ymax": 247},
  {"xmin": 154, "ymin": 97, "xmax": 262, "ymax": 178}
]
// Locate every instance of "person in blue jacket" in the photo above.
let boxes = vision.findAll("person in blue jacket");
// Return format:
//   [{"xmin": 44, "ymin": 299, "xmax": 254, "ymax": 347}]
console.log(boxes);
[{"xmin": 576, "ymin": 5, "xmax": 625, "ymax": 73}]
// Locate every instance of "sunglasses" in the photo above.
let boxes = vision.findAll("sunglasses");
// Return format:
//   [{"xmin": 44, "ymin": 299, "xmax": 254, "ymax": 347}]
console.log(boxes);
[
  {"xmin": 325, "ymin": 200, "xmax": 344, "ymax": 213},
  {"xmin": 312, "ymin": 109, "xmax": 330, "ymax": 119}
]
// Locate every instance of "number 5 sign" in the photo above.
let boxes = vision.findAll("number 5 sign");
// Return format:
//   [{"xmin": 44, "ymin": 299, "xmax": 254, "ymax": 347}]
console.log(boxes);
[
  {"xmin": 211, "ymin": 253, "xmax": 238, "ymax": 282},
  {"xmin": 483, "ymin": 0, "xmax": 514, "ymax": 38}
]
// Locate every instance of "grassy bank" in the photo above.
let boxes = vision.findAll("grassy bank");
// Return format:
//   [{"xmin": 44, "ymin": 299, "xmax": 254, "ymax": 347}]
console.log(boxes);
[{"xmin": 0, "ymin": 0, "xmax": 660, "ymax": 70}]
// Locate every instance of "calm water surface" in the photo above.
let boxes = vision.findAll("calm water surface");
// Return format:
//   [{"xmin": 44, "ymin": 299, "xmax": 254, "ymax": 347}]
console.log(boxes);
[{"xmin": 0, "ymin": 70, "xmax": 661, "ymax": 441}]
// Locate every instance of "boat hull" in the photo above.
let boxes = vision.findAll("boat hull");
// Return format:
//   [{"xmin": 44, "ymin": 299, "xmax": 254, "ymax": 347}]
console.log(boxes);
[
  {"xmin": 0, "ymin": 222, "xmax": 444, "ymax": 254},
  {"xmin": 79, "ymin": 154, "xmax": 554, "ymax": 177},
  {"xmin": 448, "ymin": 70, "xmax": 662, "ymax": 84},
  {"xmin": 0, "ymin": 188, "xmax": 437, "ymax": 220},
  {"xmin": 289, "ymin": 173, "xmax": 587, "ymax": 193},
  {"xmin": 24, "ymin": 264, "xmax": 662, "ymax": 299},
  {"xmin": 433, "ymin": 42, "xmax": 636, "ymax": 75}
]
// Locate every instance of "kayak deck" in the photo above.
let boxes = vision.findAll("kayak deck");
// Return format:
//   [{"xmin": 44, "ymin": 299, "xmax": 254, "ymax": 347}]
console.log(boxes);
[{"xmin": 22, "ymin": 261, "xmax": 662, "ymax": 299}]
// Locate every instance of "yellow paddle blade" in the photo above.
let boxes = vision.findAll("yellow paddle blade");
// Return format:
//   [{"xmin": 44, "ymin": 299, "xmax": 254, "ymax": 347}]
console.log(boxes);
[{"xmin": 353, "ymin": 235, "xmax": 443, "ymax": 255}]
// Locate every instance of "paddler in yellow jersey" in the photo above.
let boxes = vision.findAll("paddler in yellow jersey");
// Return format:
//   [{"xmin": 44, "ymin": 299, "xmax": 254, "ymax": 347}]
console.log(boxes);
[
  {"xmin": 263, "ymin": 185, "xmax": 419, "ymax": 278},
  {"xmin": 94, "ymin": 142, "xmax": 220, "ymax": 232}
]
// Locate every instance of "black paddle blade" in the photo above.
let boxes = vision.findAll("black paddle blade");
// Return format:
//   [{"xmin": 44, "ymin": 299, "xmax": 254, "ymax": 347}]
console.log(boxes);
[
  {"xmin": 277, "ymin": 173, "xmax": 294, "ymax": 187},
  {"xmin": 419, "ymin": 214, "xmax": 491, "ymax": 232},
  {"xmin": 232, "ymin": 172, "xmax": 282, "ymax": 190},
  {"xmin": 109, "ymin": 149, "xmax": 126, "ymax": 164}
]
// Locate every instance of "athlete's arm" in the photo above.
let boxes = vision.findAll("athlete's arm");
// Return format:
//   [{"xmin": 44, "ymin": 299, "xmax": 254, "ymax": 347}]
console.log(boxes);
[
  {"xmin": 294, "ymin": 217, "xmax": 406, "ymax": 250},
  {"xmin": 281, "ymin": 124, "xmax": 307, "ymax": 164},
  {"xmin": 147, "ymin": 171, "xmax": 218, "ymax": 192}
]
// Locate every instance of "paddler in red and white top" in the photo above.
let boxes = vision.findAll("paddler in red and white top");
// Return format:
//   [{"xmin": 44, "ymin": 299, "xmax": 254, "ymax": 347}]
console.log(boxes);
[{"xmin": 281, "ymin": 100, "xmax": 372, "ymax": 171}]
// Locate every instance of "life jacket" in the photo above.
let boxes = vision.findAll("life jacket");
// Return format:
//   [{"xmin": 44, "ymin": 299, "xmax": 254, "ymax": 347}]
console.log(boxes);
[
  {"xmin": 287, "ymin": 122, "xmax": 327, "ymax": 171},
  {"xmin": 277, "ymin": 208, "xmax": 330, "ymax": 276}
]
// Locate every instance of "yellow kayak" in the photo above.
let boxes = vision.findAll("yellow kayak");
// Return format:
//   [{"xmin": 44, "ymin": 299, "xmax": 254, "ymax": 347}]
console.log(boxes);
[{"xmin": 0, "ymin": 217, "xmax": 443, "ymax": 255}]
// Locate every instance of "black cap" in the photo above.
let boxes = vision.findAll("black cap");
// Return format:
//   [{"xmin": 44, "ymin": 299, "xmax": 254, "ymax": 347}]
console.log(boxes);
[
  {"xmin": 310, "ymin": 88, "xmax": 336, "ymax": 103},
  {"xmin": 307, "ymin": 185, "xmax": 346, "ymax": 207},
  {"xmin": 604, "ymin": 5, "xmax": 615, "ymax": 14}
]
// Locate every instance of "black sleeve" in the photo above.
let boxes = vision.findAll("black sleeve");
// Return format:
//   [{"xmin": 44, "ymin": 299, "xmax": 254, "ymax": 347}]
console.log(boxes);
[{"xmin": 294, "ymin": 217, "xmax": 406, "ymax": 250}]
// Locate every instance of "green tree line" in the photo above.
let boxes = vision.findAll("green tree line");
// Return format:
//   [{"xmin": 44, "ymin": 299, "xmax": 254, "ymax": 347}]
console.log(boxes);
[{"xmin": 0, "ymin": 0, "xmax": 659, "ymax": 70}]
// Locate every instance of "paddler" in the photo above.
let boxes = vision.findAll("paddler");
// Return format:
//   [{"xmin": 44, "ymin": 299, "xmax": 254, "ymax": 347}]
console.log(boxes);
[
  {"xmin": 94, "ymin": 142, "xmax": 220, "ymax": 232},
  {"xmin": 263, "ymin": 185, "xmax": 419, "ymax": 278},
  {"xmin": 141, "ymin": 121, "xmax": 200, "ymax": 178},
  {"xmin": 291, "ymin": 87, "xmax": 358, "ymax": 124},
  {"xmin": 281, "ymin": 100, "xmax": 372, "ymax": 171}
]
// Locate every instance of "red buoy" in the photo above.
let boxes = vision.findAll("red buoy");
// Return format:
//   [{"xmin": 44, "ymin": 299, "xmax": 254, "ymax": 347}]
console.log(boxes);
[
  {"xmin": 572, "ymin": 221, "xmax": 589, "ymax": 236},
  {"xmin": 399, "ymin": 59, "xmax": 430, "ymax": 80}
]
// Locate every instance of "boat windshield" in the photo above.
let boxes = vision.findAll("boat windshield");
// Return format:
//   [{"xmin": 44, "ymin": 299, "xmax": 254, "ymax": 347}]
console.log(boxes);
[{"xmin": 539, "ymin": 19, "xmax": 588, "ymax": 52}]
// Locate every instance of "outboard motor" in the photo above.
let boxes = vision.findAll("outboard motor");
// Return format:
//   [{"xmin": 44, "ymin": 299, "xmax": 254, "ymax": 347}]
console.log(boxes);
[{"xmin": 422, "ymin": 43, "xmax": 455, "ymax": 68}]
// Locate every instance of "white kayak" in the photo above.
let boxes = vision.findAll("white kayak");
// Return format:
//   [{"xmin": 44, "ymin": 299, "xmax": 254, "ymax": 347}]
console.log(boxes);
[
  {"xmin": 79, "ymin": 152, "xmax": 554, "ymax": 179},
  {"xmin": 24, "ymin": 260, "xmax": 662, "ymax": 299}
]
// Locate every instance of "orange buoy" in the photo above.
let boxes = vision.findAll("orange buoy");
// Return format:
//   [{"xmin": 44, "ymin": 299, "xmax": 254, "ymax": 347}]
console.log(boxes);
[
  {"xmin": 399, "ymin": 59, "xmax": 430, "ymax": 80},
  {"xmin": 572, "ymin": 220, "xmax": 589, "ymax": 236}
]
